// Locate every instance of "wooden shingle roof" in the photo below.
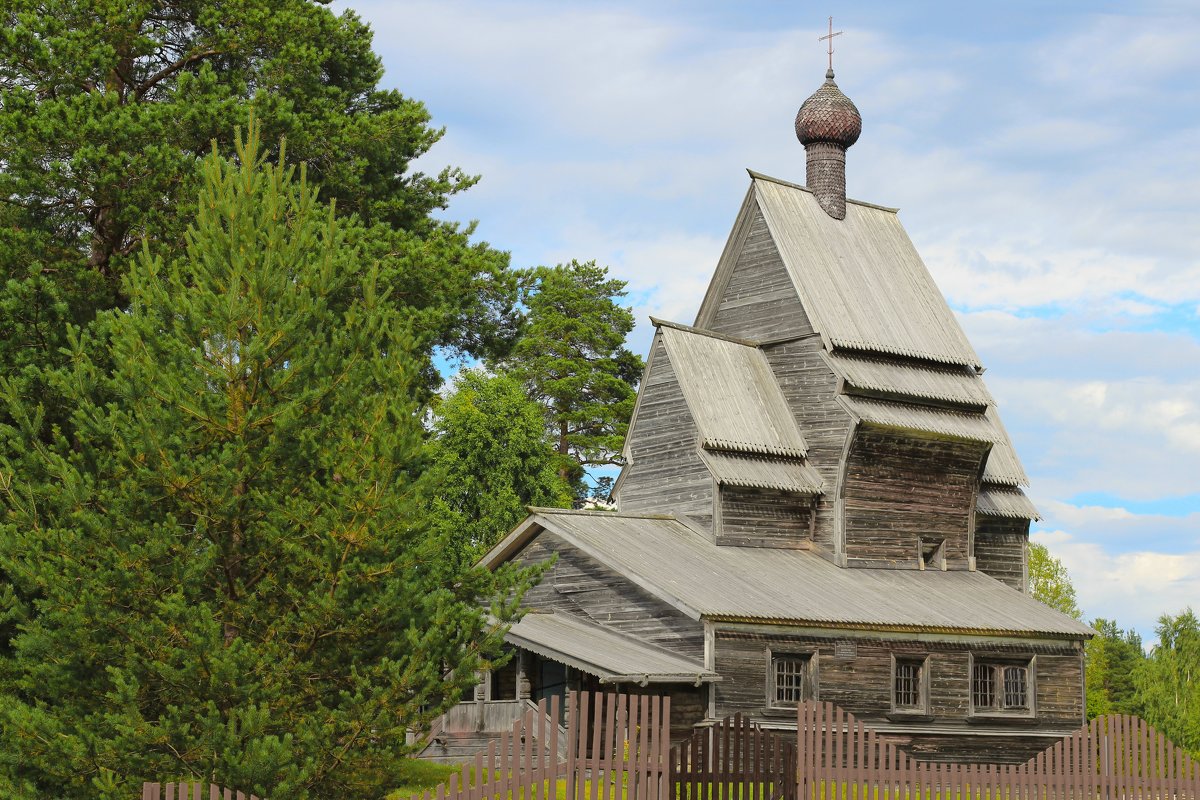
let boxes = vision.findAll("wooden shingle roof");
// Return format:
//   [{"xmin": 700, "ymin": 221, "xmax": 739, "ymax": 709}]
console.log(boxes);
[
  {"xmin": 657, "ymin": 321, "xmax": 808, "ymax": 458},
  {"xmin": 752, "ymin": 173, "xmax": 982, "ymax": 368},
  {"xmin": 484, "ymin": 511, "xmax": 1093, "ymax": 639}
]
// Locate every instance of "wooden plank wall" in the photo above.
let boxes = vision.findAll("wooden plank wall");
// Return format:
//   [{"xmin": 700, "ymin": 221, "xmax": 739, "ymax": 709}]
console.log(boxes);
[
  {"xmin": 708, "ymin": 207, "xmax": 814, "ymax": 342},
  {"xmin": 717, "ymin": 487, "xmax": 812, "ymax": 549},
  {"xmin": 618, "ymin": 340, "xmax": 714, "ymax": 527},
  {"xmin": 841, "ymin": 428, "xmax": 986, "ymax": 568},
  {"xmin": 712, "ymin": 628, "xmax": 1084, "ymax": 762},
  {"xmin": 974, "ymin": 516, "xmax": 1030, "ymax": 591},
  {"xmin": 514, "ymin": 535, "xmax": 706, "ymax": 661},
  {"xmin": 759, "ymin": 339, "xmax": 847, "ymax": 555},
  {"xmin": 797, "ymin": 700, "xmax": 1200, "ymax": 800}
]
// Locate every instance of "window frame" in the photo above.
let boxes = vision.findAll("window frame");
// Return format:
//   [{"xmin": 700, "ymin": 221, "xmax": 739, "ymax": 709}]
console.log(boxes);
[
  {"xmin": 766, "ymin": 648, "xmax": 817, "ymax": 709},
  {"xmin": 890, "ymin": 653, "xmax": 930, "ymax": 715},
  {"xmin": 969, "ymin": 653, "xmax": 1037, "ymax": 718}
]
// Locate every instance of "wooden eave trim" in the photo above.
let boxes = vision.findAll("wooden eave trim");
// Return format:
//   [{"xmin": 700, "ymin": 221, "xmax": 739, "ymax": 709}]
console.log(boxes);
[
  {"xmin": 651, "ymin": 316, "xmax": 761, "ymax": 347},
  {"xmin": 531, "ymin": 517, "xmax": 705, "ymax": 622},
  {"xmin": 478, "ymin": 515, "xmax": 545, "ymax": 570},
  {"xmin": 695, "ymin": 185, "xmax": 758, "ymax": 328},
  {"xmin": 619, "ymin": 328, "xmax": 662, "ymax": 465},
  {"xmin": 704, "ymin": 615, "xmax": 1092, "ymax": 641}
]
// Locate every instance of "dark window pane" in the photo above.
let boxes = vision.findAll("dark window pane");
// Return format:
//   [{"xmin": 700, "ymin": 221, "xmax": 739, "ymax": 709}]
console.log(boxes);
[
  {"xmin": 1003, "ymin": 666, "xmax": 1028, "ymax": 709},
  {"xmin": 972, "ymin": 663, "xmax": 995, "ymax": 709},
  {"xmin": 895, "ymin": 661, "xmax": 921, "ymax": 708}
]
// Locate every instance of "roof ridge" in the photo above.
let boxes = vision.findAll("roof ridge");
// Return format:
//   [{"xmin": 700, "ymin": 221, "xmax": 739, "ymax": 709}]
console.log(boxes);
[
  {"xmin": 746, "ymin": 169, "xmax": 900, "ymax": 213},
  {"xmin": 527, "ymin": 506, "xmax": 676, "ymax": 520},
  {"xmin": 650, "ymin": 317, "xmax": 760, "ymax": 347}
]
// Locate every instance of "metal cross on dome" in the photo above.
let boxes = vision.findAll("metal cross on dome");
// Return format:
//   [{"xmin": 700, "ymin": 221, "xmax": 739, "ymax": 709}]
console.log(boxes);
[{"xmin": 818, "ymin": 16, "xmax": 843, "ymax": 71}]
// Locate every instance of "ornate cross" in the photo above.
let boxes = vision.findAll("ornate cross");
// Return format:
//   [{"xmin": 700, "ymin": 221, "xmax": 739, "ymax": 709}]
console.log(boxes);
[{"xmin": 818, "ymin": 16, "xmax": 843, "ymax": 71}]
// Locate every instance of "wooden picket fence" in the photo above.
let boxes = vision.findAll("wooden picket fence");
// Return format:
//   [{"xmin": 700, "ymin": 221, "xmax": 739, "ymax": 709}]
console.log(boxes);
[
  {"xmin": 142, "ymin": 784, "xmax": 260, "ymax": 800},
  {"xmin": 797, "ymin": 700, "xmax": 1200, "ymax": 800},
  {"xmin": 670, "ymin": 712, "xmax": 797, "ymax": 800},
  {"xmin": 410, "ymin": 690, "xmax": 672, "ymax": 800}
]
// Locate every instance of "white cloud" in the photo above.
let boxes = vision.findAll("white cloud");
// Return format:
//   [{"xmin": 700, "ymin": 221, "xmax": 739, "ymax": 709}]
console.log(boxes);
[{"xmin": 1032, "ymin": 530, "xmax": 1200, "ymax": 643}]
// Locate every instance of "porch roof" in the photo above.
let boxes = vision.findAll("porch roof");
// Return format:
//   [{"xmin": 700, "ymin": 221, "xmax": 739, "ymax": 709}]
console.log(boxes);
[{"xmin": 506, "ymin": 611, "xmax": 719, "ymax": 686}]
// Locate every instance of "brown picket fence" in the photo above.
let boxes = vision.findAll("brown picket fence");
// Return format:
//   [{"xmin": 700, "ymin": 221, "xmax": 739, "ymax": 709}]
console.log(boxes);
[
  {"xmin": 142, "ymin": 784, "xmax": 261, "ymax": 800},
  {"xmin": 670, "ymin": 712, "xmax": 797, "ymax": 800},
  {"xmin": 797, "ymin": 700, "xmax": 1200, "ymax": 800},
  {"xmin": 410, "ymin": 690, "xmax": 672, "ymax": 800}
]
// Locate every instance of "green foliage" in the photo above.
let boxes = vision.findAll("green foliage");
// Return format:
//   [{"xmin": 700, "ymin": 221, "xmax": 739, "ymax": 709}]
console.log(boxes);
[
  {"xmin": 499, "ymin": 260, "xmax": 644, "ymax": 495},
  {"xmin": 0, "ymin": 0, "xmax": 518, "ymax": 412},
  {"xmin": 1027, "ymin": 541, "xmax": 1083, "ymax": 620},
  {"xmin": 0, "ymin": 128, "xmax": 534, "ymax": 800},
  {"xmin": 427, "ymin": 370, "xmax": 572, "ymax": 566},
  {"xmin": 1135, "ymin": 609, "xmax": 1200, "ymax": 756},
  {"xmin": 1084, "ymin": 618, "xmax": 1145, "ymax": 719}
]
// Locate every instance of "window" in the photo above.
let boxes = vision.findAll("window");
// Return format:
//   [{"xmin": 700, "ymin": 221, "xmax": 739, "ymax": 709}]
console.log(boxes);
[
  {"xmin": 892, "ymin": 656, "xmax": 927, "ymax": 712},
  {"xmin": 919, "ymin": 538, "xmax": 945, "ymax": 570},
  {"xmin": 770, "ymin": 653, "xmax": 813, "ymax": 707},
  {"xmin": 971, "ymin": 658, "xmax": 1033, "ymax": 715}
]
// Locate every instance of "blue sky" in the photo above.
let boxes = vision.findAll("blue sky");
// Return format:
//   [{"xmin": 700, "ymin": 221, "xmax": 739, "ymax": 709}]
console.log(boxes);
[{"xmin": 336, "ymin": 1, "xmax": 1200, "ymax": 644}]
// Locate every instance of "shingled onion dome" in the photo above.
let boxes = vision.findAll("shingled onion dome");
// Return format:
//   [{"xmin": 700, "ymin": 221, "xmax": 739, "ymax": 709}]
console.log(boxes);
[{"xmin": 795, "ymin": 69, "xmax": 862, "ymax": 220}]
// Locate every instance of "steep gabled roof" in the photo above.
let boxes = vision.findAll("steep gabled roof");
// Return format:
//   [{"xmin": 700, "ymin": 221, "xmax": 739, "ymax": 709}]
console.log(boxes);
[
  {"xmin": 656, "ymin": 321, "xmax": 808, "ymax": 458},
  {"xmin": 482, "ymin": 510, "xmax": 1093, "ymax": 639},
  {"xmin": 751, "ymin": 173, "xmax": 981, "ymax": 368}
]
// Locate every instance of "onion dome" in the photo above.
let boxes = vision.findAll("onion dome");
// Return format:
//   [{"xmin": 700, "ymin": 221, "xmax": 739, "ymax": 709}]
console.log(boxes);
[{"xmin": 794, "ymin": 69, "xmax": 862, "ymax": 149}]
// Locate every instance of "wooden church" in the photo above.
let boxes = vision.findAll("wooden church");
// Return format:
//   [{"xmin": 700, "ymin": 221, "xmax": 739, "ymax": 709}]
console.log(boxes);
[{"xmin": 431, "ymin": 67, "xmax": 1093, "ymax": 764}]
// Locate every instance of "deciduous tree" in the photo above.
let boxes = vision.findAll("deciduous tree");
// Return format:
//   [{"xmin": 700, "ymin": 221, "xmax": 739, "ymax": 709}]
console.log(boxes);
[
  {"xmin": 427, "ymin": 369, "xmax": 572, "ymax": 566},
  {"xmin": 1027, "ymin": 541, "xmax": 1083, "ymax": 620},
  {"xmin": 1135, "ymin": 609, "xmax": 1200, "ymax": 756},
  {"xmin": 0, "ymin": 127, "xmax": 533, "ymax": 800}
]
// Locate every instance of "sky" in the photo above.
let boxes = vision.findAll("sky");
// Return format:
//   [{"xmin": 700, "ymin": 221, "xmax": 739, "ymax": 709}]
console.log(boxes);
[{"xmin": 335, "ymin": 0, "xmax": 1200, "ymax": 645}]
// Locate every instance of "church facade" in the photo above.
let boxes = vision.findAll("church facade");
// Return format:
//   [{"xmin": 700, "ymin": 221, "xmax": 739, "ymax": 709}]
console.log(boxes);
[{"xmin": 441, "ymin": 68, "xmax": 1092, "ymax": 764}]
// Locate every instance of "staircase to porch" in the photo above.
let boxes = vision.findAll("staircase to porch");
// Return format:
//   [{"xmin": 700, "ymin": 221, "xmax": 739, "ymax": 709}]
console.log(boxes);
[{"xmin": 416, "ymin": 699, "xmax": 570, "ymax": 764}]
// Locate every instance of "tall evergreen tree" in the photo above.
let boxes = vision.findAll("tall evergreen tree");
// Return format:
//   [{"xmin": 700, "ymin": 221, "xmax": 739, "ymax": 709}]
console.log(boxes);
[
  {"xmin": 499, "ymin": 260, "xmax": 643, "ymax": 494},
  {"xmin": 0, "ymin": 0, "xmax": 518, "ymax": 411},
  {"xmin": 427, "ymin": 370, "xmax": 572, "ymax": 567},
  {"xmin": 1084, "ymin": 618, "xmax": 1145, "ymax": 719},
  {"xmin": 0, "ymin": 127, "xmax": 534, "ymax": 800}
]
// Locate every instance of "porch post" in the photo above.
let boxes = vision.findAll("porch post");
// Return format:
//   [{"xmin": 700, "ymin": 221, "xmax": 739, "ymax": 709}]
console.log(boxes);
[{"xmin": 516, "ymin": 649, "xmax": 531, "ymax": 702}]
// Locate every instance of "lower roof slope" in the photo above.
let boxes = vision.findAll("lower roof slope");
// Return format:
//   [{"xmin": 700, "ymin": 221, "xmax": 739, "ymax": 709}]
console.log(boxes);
[
  {"xmin": 507, "ymin": 611, "xmax": 718, "ymax": 685},
  {"xmin": 485, "ymin": 510, "xmax": 1092, "ymax": 640}
]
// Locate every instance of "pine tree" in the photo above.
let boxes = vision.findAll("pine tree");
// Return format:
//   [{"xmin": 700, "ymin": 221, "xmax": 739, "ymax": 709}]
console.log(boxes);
[
  {"xmin": 1084, "ymin": 618, "xmax": 1144, "ymax": 719},
  {"xmin": 499, "ymin": 261, "xmax": 644, "ymax": 495},
  {"xmin": 0, "ymin": 0, "xmax": 518, "ymax": 415},
  {"xmin": 0, "ymin": 125, "xmax": 534, "ymax": 800}
]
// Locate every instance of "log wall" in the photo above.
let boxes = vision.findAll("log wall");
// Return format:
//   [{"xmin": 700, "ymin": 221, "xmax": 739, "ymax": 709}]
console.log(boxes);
[
  {"xmin": 975, "ymin": 515, "xmax": 1030, "ymax": 591},
  {"xmin": 716, "ymin": 486, "xmax": 812, "ymax": 549},
  {"xmin": 711, "ymin": 626, "xmax": 1084, "ymax": 762},
  {"xmin": 842, "ymin": 428, "xmax": 987, "ymax": 568}
]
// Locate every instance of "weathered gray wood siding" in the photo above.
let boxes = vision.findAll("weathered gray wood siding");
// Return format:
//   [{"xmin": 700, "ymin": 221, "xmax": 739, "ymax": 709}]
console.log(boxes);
[
  {"xmin": 707, "ymin": 205, "xmax": 814, "ymax": 341},
  {"xmin": 716, "ymin": 486, "xmax": 812, "ymax": 548},
  {"xmin": 975, "ymin": 515, "xmax": 1030, "ymax": 591},
  {"xmin": 514, "ymin": 533, "xmax": 705, "ymax": 661},
  {"xmin": 759, "ymin": 339, "xmax": 849, "ymax": 554},
  {"xmin": 712, "ymin": 627, "xmax": 1083, "ymax": 762},
  {"xmin": 626, "ymin": 685, "xmax": 708, "ymax": 744},
  {"xmin": 842, "ymin": 428, "xmax": 987, "ymax": 568},
  {"xmin": 617, "ymin": 339, "xmax": 713, "ymax": 526}
]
